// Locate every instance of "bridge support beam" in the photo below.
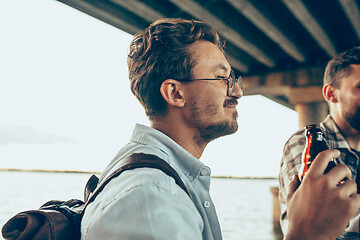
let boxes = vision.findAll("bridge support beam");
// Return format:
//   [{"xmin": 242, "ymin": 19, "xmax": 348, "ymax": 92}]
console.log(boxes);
[
  {"xmin": 287, "ymin": 86, "xmax": 328, "ymax": 128},
  {"xmin": 294, "ymin": 102, "xmax": 328, "ymax": 128},
  {"xmin": 243, "ymin": 67, "xmax": 329, "ymax": 128}
]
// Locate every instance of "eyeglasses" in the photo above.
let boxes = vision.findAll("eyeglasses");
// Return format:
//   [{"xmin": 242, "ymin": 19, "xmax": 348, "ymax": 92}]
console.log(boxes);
[{"xmin": 176, "ymin": 69, "xmax": 243, "ymax": 97}]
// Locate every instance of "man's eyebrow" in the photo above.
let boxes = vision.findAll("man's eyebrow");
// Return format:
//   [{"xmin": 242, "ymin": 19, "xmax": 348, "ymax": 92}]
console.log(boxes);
[{"xmin": 212, "ymin": 64, "xmax": 229, "ymax": 73}]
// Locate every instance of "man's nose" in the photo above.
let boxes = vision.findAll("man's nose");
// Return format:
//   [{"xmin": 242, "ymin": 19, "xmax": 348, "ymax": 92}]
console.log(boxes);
[{"xmin": 231, "ymin": 83, "xmax": 243, "ymax": 99}]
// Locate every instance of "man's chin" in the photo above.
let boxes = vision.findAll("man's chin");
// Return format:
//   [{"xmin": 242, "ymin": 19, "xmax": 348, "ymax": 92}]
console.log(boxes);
[
  {"xmin": 228, "ymin": 122, "xmax": 239, "ymax": 135},
  {"xmin": 200, "ymin": 120, "xmax": 238, "ymax": 142}
]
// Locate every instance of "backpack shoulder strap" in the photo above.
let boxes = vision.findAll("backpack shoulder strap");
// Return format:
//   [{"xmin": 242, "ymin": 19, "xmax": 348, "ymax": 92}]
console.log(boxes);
[{"xmin": 84, "ymin": 153, "xmax": 190, "ymax": 208}]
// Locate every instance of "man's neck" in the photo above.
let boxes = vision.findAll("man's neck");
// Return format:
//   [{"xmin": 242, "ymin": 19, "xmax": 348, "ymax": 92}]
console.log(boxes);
[
  {"xmin": 344, "ymin": 129, "xmax": 360, "ymax": 152},
  {"xmin": 332, "ymin": 115, "xmax": 360, "ymax": 151},
  {"xmin": 150, "ymin": 118, "xmax": 207, "ymax": 159}
]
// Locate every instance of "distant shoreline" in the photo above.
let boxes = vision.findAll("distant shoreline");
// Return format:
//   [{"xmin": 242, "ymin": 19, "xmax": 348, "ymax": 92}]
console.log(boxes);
[
  {"xmin": 0, "ymin": 168, "xmax": 277, "ymax": 180},
  {"xmin": 211, "ymin": 175, "xmax": 277, "ymax": 180},
  {"xmin": 0, "ymin": 168, "xmax": 101, "ymax": 174}
]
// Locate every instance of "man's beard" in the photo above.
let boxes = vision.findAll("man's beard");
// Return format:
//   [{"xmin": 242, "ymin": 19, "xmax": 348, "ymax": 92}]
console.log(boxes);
[
  {"xmin": 190, "ymin": 98, "xmax": 238, "ymax": 145},
  {"xmin": 197, "ymin": 117, "xmax": 238, "ymax": 143},
  {"xmin": 344, "ymin": 106, "xmax": 360, "ymax": 132}
]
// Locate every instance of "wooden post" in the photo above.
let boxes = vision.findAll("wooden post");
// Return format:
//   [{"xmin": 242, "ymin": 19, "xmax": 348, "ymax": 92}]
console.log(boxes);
[{"xmin": 270, "ymin": 186, "xmax": 283, "ymax": 239}]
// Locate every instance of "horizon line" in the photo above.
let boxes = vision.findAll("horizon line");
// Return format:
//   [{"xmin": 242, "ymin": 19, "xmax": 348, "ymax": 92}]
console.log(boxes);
[{"xmin": 0, "ymin": 168, "xmax": 277, "ymax": 180}]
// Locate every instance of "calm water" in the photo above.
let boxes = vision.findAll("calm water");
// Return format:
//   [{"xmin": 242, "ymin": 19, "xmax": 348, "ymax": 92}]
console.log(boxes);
[{"xmin": 0, "ymin": 172, "xmax": 280, "ymax": 240}]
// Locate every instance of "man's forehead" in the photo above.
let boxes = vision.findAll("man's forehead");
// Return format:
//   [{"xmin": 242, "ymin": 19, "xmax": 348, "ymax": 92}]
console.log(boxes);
[
  {"xmin": 347, "ymin": 64, "xmax": 360, "ymax": 78},
  {"xmin": 189, "ymin": 40, "xmax": 230, "ymax": 73},
  {"xmin": 349, "ymin": 64, "xmax": 360, "ymax": 71},
  {"xmin": 212, "ymin": 63, "xmax": 230, "ymax": 72}
]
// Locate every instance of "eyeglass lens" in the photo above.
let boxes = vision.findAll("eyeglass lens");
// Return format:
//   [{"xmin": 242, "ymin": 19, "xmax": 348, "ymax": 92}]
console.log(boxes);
[{"xmin": 228, "ymin": 71, "xmax": 243, "ymax": 96}]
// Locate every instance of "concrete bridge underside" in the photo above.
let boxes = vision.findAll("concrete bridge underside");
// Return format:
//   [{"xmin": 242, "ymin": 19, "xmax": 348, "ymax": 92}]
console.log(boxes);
[
  {"xmin": 244, "ymin": 66, "xmax": 328, "ymax": 128},
  {"xmin": 55, "ymin": 0, "xmax": 356, "ymax": 128}
]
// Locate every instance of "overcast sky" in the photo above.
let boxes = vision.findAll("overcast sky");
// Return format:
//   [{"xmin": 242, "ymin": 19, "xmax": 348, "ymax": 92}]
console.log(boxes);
[{"xmin": 0, "ymin": 0, "xmax": 299, "ymax": 177}]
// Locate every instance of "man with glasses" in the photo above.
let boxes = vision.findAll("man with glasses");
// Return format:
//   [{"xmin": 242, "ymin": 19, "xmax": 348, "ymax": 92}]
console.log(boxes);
[{"xmin": 81, "ymin": 18, "xmax": 360, "ymax": 239}]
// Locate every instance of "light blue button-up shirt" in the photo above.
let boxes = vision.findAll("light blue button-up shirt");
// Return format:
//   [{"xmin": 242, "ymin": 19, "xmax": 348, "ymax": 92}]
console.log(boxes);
[{"xmin": 81, "ymin": 124, "xmax": 222, "ymax": 240}]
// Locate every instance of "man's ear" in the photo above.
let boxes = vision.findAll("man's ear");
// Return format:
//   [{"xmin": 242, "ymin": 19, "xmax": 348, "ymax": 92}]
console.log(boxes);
[
  {"xmin": 323, "ymin": 84, "xmax": 338, "ymax": 103},
  {"xmin": 160, "ymin": 79, "xmax": 185, "ymax": 107}
]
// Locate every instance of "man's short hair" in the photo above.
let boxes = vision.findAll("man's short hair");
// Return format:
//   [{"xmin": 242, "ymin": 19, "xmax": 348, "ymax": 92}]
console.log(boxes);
[
  {"xmin": 128, "ymin": 18, "xmax": 223, "ymax": 120},
  {"xmin": 323, "ymin": 46, "xmax": 360, "ymax": 87}
]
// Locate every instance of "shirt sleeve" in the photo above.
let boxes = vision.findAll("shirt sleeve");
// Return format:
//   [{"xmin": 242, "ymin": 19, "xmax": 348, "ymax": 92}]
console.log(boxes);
[
  {"xmin": 81, "ymin": 168, "xmax": 203, "ymax": 240},
  {"xmin": 278, "ymin": 130, "xmax": 305, "ymax": 235}
]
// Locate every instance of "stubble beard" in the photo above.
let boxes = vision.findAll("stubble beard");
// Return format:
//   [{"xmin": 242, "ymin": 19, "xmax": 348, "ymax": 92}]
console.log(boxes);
[
  {"xmin": 198, "ymin": 113, "xmax": 238, "ymax": 143},
  {"xmin": 344, "ymin": 106, "xmax": 360, "ymax": 132},
  {"xmin": 340, "ymin": 94, "xmax": 360, "ymax": 132},
  {"xmin": 190, "ymin": 99, "xmax": 238, "ymax": 146}
]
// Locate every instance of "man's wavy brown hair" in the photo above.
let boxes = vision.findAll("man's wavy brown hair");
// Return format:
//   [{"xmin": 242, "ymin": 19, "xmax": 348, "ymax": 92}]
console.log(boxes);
[
  {"xmin": 128, "ymin": 18, "xmax": 223, "ymax": 120},
  {"xmin": 324, "ymin": 46, "xmax": 360, "ymax": 88}
]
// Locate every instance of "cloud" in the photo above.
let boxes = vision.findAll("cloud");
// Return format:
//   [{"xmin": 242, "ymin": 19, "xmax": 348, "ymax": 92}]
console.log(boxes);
[{"xmin": 0, "ymin": 123, "xmax": 77, "ymax": 145}]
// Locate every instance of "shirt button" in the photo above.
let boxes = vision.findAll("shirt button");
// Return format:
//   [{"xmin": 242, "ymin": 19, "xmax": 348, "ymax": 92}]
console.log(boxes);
[
  {"xmin": 204, "ymin": 201, "xmax": 211, "ymax": 208},
  {"xmin": 188, "ymin": 176, "xmax": 193, "ymax": 181},
  {"xmin": 201, "ymin": 168, "xmax": 209, "ymax": 176}
]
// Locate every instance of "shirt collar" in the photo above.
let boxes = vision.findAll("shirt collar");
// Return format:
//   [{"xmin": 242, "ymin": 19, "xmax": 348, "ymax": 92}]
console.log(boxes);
[
  {"xmin": 131, "ymin": 124, "xmax": 206, "ymax": 180},
  {"xmin": 321, "ymin": 115, "xmax": 351, "ymax": 149}
]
